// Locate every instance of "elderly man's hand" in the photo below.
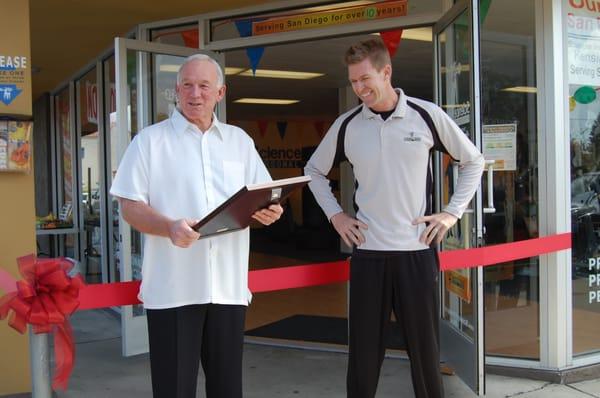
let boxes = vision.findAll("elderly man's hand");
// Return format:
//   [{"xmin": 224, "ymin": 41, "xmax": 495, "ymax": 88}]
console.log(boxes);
[
  {"xmin": 169, "ymin": 219, "xmax": 201, "ymax": 248},
  {"xmin": 252, "ymin": 204, "xmax": 283, "ymax": 226}
]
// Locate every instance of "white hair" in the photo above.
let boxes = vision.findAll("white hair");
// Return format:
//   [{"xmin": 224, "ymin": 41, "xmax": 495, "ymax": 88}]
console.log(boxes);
[{"xmin": 176, "ymin": 54, "xmax": 224, "ymax": 87}]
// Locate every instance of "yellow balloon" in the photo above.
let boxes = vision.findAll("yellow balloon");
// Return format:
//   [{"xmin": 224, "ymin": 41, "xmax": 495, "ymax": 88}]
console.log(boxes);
[{"xmin": 570, "ymin": 96, "xmax": 576, "ymax": 112}]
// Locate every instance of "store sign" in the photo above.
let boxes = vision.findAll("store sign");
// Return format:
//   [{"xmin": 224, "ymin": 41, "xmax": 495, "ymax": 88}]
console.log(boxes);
[
  {"xmin": 252, "ymin": 0, "xmax": 407, "ymax": 36},
  {"xmin": 0, "ymin": 1, "xmax": 32, "ymax": 116},
  {"xmin": 259, "ymin": 146, "xmax": 304, "ymax": 168},
  {"xmin": 588, "ymin": 257, "xmax": 600, "ymax": 303},
  {"xmin": 567, "ymin": 0, "xmax": 600, "ymax": 17},
  {"xmin": 566, "ymin": 1, "xmax": 600, "ymax": 85}
]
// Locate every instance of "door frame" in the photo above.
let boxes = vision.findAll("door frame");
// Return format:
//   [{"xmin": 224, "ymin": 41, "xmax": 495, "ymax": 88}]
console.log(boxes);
[
  {"xmin": 114, "ymin": 37, "xmax": 224, "ymax": 356},
  {"xmin": 433, "ymin": 0, "xmax": 485, "ymax": 394}
]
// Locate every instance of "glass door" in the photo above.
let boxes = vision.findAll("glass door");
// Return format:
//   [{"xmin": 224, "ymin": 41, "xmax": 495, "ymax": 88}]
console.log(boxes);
[
  {"xmin": 114, "ymin": 38, "xmax": 224, "ymax": 356},
  {"xmin": 434, "ymin": 0, "xmax": 485, "ymax": 394}
]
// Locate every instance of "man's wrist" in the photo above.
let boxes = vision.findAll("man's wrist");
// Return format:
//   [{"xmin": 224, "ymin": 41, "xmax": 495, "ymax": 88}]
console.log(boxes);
[{"xmin": 329, "ymin": 211, "xmax": 344, "ymax": 223}]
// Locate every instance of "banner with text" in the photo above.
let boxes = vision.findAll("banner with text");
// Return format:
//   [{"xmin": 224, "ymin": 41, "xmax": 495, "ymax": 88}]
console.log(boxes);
[
  {"xmin": 252, "ymin": 0, "xmax": 407, "ymax": 36},
  {"xmin": 566, "ymin": 1, "xmax": 600, "ymax": 86}
]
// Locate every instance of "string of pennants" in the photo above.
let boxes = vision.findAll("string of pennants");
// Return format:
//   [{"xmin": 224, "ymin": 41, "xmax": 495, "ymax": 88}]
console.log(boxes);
[
  {"xmin": 158, "ymin": 0, "xmax": 499, "ymax": 74},
  {"xmin": 255, "ymin": 120, "xmax": 328, "ymax": 140}
]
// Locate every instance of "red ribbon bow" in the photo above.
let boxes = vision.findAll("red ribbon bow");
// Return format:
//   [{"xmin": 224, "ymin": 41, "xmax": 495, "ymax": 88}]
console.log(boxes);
[{"xmin": 0, "ymin": 254, "xmax": 84, "ymax": 390}]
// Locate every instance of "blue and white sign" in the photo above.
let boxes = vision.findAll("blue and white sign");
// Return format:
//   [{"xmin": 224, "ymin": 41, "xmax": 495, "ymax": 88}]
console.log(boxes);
[{"xmin": 0, "ymin": 84, "xmax": 22, "ymax": 105}]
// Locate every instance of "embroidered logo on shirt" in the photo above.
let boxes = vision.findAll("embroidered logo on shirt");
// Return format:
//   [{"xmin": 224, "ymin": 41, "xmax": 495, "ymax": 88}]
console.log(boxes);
[{"xmin": 404, "ymin": 132, "xmax": 422, "ymax": 142}]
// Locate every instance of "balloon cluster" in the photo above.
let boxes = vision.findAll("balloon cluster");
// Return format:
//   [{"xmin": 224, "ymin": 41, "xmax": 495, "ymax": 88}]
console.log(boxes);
[{"xmin": 570, "ymin": 86, "xmax": 599, "ymax": 111}]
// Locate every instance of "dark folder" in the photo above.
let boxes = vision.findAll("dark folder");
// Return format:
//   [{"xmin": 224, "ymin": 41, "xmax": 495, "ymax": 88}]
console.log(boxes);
[{"xmin": 192, "ymin": 175, "xmax": 311, "ymax": 238}]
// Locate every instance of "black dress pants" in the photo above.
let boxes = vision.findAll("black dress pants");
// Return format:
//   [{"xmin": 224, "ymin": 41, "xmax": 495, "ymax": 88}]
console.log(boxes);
[
  {"xmin": 146, "ymin": 303, "xmax": 246, "ymax": 398},
  {"xmin": 347, "ymin": 248, "xmax": 444, "ymax": 398}
]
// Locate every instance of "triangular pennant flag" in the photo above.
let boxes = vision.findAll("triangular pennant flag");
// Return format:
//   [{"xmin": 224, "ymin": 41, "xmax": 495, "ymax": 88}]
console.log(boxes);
[
  {"xmin": 234, "ymin": 19, "xmax": 253, "ymax": 38},
  {"xmin": 247, "ymin": 47, "xmax": 265, "ymax": 75},
  {"xmin": 276, "ymin": 121, "xmax": 288, "ymax": 140},
  {"xmin": 314, "ymin": 121, "xmax": 326, "ymax": 139},
  {"xmin": 257, "ymin": 120, "xmax": 268, "ymax": 138},
  {"xmin": 380, "ymin": 30, "xmax": 403, "ymax": 57},
  {"xmin": 181, "ymin": 29, "xmax": 199, "ymax": 48},
  {"xmin": 234, "ymin": 19, "xmax": 265, "ymax": 75}
]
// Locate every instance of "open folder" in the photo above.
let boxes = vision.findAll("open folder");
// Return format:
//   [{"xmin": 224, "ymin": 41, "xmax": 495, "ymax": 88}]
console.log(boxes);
[{"xmin": 192, "ymin": 175, "xmax": 311, "ymax": 239}]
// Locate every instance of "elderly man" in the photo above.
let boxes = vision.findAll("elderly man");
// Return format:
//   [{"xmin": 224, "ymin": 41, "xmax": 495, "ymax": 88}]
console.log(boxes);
[
  {"xmin": 305, "ymin": 38, "xmax": 484, "ymax": 398},
  {"xmin": 110, "ymin": 54, "xmax": 282, "ymax": 398}
]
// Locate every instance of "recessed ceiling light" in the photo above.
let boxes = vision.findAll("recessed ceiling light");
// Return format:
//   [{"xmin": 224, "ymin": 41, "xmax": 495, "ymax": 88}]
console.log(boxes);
[
  {"xmin": 158, "ymin": 64, "xmax": 240, "ymax": 76},
  {"xmin": 237, "ymin": 69, "xmax": 324, "ymax": 79},
  {"xmin": 501, "ymin": 86, "xmax": 537, "ymax": 94},
  {"xmin": 440, "ymin": 64, "xmax": 470, "ymax": 73},
  {"xmin": 441, "ymin": 104, "xmax": 469, "ymax": 109},
  {"xmin": 234, "ymin": 98, "xmax": 300, "ymax": 105},
  {"xmin": 225, "ymin": 67, "xmax": 245, "ymax": 75}
]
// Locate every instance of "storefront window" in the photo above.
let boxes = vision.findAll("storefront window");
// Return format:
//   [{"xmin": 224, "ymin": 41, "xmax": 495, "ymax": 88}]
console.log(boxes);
[
  {"xmin": 566, "ymin": 0, "xmax": 600, "ymax": 357},
  {"xmin": 104, "ymin": 56, "xmax": 120, "ymax": 284},
  {"xmin": 150, "ymin": 23, "xmax": 199, "ymax": 48},
  {"xmin": 55, "ymin": 87, "xmax": 77, "ymax": 258},
  {"xmin": 76, "ymin": 68, "xmax": 103, "ymax": 284},
  {"xmin": 480, "ymin": 0, "xmax": 540, "ymax": 359}
]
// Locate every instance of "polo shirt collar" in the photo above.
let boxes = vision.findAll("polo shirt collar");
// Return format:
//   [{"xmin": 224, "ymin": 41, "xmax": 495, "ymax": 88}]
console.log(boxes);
[
  {"xmin": 361, "ymin": 88, "xmax": 408, "ymax": 120},
  {"xmin": 170, "ymin": 108, "xmax": 225, "ymax": 140}
]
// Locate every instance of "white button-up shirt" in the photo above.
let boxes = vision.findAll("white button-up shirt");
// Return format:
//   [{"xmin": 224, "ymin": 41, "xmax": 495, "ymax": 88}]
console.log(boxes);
[{"xmin": 110, "ymin": 109, "xmax": 271, "ymax": 309}]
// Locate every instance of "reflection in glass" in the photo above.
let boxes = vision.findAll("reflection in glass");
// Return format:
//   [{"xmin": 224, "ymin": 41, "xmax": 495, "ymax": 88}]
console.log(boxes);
[
  {"xmin": 125, "ymin": 49, "xmax": 145, "ymax": 317},
  {"xmin": 55, "ymin": 88, "xmax": 76, "ymax": 259},
  {"xmin": 480, "ymin": 0, "xmax": 539, "ymax": 359},
  {"xmin": 105, "ymin": 56, "xmax": 120, "ymax": 284},
  {"xmin": 568, "ymin": 2, "xmax": 600, "ymax": 357},
  {"xmin": 77, "ymin": 67, "xmax": 103, "ymax": 284},
  {"xmin": 438, "ymin": 11, "xmax": 477, "ymax": 341},
  {"xmin": 152, "ymin": 54, "xmax": 182, "ymax": 122}
]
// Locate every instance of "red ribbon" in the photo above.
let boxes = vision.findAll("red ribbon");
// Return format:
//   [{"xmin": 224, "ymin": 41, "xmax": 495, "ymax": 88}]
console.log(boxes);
[
  {"xmin": 0, "ymin": 255, "xmax": 84, "ymax": 390},
  {"xmin": 438, "ymin": 233, "xmax": 572, "ymax": 271},
  {"xmin": 0, "ymin": 234, "xmax": 571, "ymax": 393},
  {"xmin": 78, "ymin": 233, "xmax": 572, "ymax": 309}
]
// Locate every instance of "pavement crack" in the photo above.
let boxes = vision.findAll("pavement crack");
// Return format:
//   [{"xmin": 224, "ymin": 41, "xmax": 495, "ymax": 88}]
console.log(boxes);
[
  {"xmin": 505, "ymin": 382, "xmax": 553, "ymax": 397},
  {"xmin": 566, "ymin": 384, "xmax": 600, "ymax": 398}
]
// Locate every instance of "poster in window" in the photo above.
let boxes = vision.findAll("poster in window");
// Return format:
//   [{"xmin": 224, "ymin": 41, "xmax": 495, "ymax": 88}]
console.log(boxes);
[
  {"xmin": 482, "ymin": 123, "xmax": 517, "ymax": 171},
  {"xmin": 0, "ymin": 120, "xmax": 7, "ymax": 169},
  {"xmin": 1, "ymin": 120, "xmax": 32, "ymax": 172}
]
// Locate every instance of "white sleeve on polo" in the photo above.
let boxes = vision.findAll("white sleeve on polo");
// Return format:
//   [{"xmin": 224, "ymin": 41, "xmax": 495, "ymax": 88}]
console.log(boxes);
[
  {"xmin": 304, "ymin": 116, "xmax": 345, "ymax": 221},
  {"xmin": 109, "ymin": 134, "xmax": 150, "ymax": 204},
  {"xmin": 427, "ymin": 102, "xmax": 485, "ymax": 218}
]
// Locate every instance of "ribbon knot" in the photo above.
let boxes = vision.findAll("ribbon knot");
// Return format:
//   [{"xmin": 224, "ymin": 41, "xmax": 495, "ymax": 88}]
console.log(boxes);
[{"xmin": 0, "ymin": 254, "xmax": 85, "ymax": 390}]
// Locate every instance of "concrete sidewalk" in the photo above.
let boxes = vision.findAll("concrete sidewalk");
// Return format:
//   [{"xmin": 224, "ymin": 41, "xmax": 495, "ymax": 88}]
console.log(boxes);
[{"xmin": 53, "ymin": 309, "xmax": 600, "ymax": 398}]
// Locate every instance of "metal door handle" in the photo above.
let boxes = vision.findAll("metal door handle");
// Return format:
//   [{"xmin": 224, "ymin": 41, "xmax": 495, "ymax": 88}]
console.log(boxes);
[
  {"xmin": 483, "ymin": 160, "xmax": 496, "ymax": 214},
  {"xmin": 450, "ymin": 160, "xmax": 496, "ymax": 214}
]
